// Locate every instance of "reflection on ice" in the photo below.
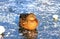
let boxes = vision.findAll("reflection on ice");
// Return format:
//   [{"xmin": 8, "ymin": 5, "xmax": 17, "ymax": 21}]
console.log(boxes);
[
  {"xmin": 19, "ymin": 27, "xmax": 38, "ymax": 39},
  {"xmin": 0, "ymin": 33, "xmax": 4, "ymax": 39}
]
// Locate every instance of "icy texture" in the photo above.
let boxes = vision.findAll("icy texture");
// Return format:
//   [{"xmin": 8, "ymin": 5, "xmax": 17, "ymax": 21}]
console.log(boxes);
[{"xmin": 0, "ymin": 0, "xmax": 60, "ymax": 39}]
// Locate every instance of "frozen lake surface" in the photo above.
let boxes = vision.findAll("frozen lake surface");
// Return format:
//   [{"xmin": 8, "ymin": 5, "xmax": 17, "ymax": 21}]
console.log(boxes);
[{"xmin": 0, "ymin": 0, "xmax": 60, "ymax": 39}]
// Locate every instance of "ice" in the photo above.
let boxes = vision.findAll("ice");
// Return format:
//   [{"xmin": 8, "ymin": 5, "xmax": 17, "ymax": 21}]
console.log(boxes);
[{"xmin": 0, "ymin": 0, "xmax": 60, "ymax": 39}]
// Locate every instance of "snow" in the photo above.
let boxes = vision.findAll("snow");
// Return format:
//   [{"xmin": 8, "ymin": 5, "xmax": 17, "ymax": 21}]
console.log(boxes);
[{"xmin": 0, "ymin": 26, "xmax": 5, "ymax": 34}]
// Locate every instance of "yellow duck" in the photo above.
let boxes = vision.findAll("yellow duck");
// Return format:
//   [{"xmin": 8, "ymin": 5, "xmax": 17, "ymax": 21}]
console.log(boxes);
[{"xmin": 20, "ymin": 13, "xmax": 38, "ymax": 30}]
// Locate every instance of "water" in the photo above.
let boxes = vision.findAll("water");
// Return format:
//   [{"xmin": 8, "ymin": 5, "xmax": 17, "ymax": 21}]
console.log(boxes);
[{"xmin": 0, "ymin": 0, "xmax": 60, "ymax": 39}]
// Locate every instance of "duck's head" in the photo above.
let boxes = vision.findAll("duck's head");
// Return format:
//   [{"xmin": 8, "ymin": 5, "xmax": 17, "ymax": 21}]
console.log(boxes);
[
  {"xmin": 19, "ymin": 13, "xmax": 38, "ymax": 30},
  {"xmin": 26, "ymin": 13, "xmax": 36, "ymax": 21}
]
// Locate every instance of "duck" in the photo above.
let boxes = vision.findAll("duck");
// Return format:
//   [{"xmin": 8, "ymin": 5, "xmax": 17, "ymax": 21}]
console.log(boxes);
[{"xmin": 19, "ymin": 13, "xmax": 38, "ymax": 30}]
